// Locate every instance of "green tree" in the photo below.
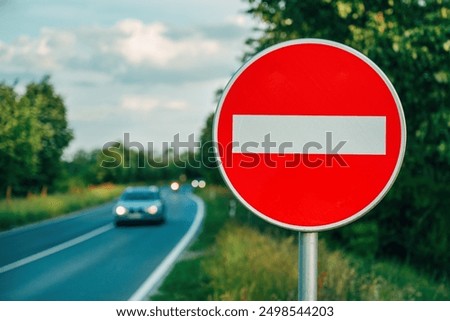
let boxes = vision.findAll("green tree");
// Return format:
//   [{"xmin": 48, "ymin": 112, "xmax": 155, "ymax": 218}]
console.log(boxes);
[
  {"xmin": 96, "ymin": 142, "xmax": 163, "ymax": 184},
  {"xmin": 199, "ymin": 112, "xmax": 223, "ymax": 184},
  {"xmin": 60, "ymin": 149, "xmax": 101, "ymax": 189},
  {"xmin": 0, "ymin": 83, "xmax": 43, "ymax": 199},
  {"xmin": 243, "ymin": 0, "xmax": 449, "ymax": 274},
  {"xmin": 22, "ymin": 76, "xmax": 74, "ymax": 195}
]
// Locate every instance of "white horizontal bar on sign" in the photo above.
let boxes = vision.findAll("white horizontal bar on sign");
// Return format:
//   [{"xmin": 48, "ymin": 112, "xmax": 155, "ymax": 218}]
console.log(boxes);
[{"xmin": 232, "ymin": 115, "xmax": 386, "ymax": 155}]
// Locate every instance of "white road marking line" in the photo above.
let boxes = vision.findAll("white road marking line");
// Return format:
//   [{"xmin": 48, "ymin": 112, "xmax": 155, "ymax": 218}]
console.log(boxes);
[
  {"xmin": 0, "ymin": 223, "xmax": 114, "ymax": 274},
  {"xmin": 128, "ymin": 194, "xmax": 205, "ymax": 301},
  {"xmin": 232, "ymin": 115, "xmax": 386, "ymax": 154}
]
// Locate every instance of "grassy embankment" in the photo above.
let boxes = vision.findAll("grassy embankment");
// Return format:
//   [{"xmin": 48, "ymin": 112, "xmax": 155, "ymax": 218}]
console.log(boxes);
[
  {"xmin": 151, "ymin": 186, "xmax": 449, "ymax": 301},
  {"xmin": 0, "ymin": 184, "xmax": 124, "ymax": 231}
]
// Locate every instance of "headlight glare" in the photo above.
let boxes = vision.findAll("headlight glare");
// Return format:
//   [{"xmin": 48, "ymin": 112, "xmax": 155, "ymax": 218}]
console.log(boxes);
[
  {"xmin": 170, "ymin": 182, "xmax": 180, "ymax": 191},
  {"xmin": 147, "ymin": 205, "xmax": 158, "ymax": 215},
  {"xmin": 115, "ymin": 206, "xmax": 127, "ymax": 215}
]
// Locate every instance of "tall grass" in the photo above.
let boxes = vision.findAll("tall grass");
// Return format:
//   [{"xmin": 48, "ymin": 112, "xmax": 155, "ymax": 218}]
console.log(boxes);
[
  {"xmin": 205, "ymin": 223, "xmax": 298, "ymax": 300},
  {"xmin": 153, "ymin": 185, "xmax": 449, "ymax": 301},
  {"xmin": 203, "ymin": 223, "xmax": 449, "ymax": 300},
  {"xmin": 0, "ymin": 183, "xmax": 124, "ymax": 231}
]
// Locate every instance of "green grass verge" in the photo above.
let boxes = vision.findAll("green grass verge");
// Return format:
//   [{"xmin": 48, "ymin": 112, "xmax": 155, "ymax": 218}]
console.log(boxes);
[
  {"xmin": 151, "ymin": 186, "xmax": 450, "ymax": 301},
  {"xmin": 0, "ymin": 184, "xmax": 124, "ymax": 231}
]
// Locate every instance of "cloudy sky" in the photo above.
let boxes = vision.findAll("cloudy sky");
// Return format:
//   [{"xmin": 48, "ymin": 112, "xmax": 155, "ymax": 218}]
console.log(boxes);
[{"xmin": 0, "ymin": 0, "xmax": 256, "ymax": 157}]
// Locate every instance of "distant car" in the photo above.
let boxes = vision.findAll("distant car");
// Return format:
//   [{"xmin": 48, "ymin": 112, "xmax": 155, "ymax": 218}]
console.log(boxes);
[{"xmin": 113, "ymin": 186, "xmax": 165, "ymax": 226}]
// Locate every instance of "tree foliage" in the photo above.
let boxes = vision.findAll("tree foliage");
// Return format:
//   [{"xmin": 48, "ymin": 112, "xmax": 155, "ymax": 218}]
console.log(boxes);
[
  {"xmin": 59, "ymin": 142, "xmax": 204, "ymax": 191},
  {"xmin": 0, "ymin": 83, "xmax": 42, "ymax": 198},
  {"xmin": 199, "ymin": 112, "xmax": 223, "ymax": 185},
  {"xmin": 21, "ymin": 76, "xmax": 74, "ymax": 194},
  {"xmin": 242, "ymin": 0, "xmax": 449, "ymax": 275},
  {"xmin": 0, "ymin": 77, "xmax": 73, "ymax": 197}
]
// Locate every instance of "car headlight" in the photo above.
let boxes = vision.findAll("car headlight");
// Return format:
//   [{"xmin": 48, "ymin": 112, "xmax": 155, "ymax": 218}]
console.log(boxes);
[
  {"xmin": 147, "ymin": 205, "xmax": 158, "ymax": 215},
  {"xmin": 115, "ymin": 206, "xmax": 127, "ymax": 215}
]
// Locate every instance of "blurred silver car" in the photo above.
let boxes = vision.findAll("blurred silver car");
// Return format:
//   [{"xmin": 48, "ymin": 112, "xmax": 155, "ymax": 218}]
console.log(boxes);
[{"xmin": 113, "ymin": 186, "xmax": 165, "ymax": 226}]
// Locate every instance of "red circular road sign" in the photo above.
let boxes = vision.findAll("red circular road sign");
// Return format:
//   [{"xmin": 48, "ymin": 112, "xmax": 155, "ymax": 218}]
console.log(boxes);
[{"xmin": 214, "ymin": 39, "xmax": 406, "ymax": 232}]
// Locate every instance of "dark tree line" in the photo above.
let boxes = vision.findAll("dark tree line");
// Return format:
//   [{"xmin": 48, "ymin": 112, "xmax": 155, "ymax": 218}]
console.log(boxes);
[{"xmin": 61, "ymin": 144, "xmax": 204, "ymax": 190}]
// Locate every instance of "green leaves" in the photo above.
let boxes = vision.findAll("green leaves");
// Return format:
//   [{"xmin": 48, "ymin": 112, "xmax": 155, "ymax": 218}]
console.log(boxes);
[
  {"xmin": 22, "ymin": 76, "xmax": 74, "ymax": 191},
  {"xmin": 0, "ymin": 84, "xmax": 42, "ymax": 190},
  {"xmin": 0, "ymin": 77, "xmax": 73, "ymax": 197}
]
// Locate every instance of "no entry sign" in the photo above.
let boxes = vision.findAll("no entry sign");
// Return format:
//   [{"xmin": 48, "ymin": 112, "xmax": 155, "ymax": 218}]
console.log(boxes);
[{"xmin": 214, "ymin": 39, "xmax": 406, "ymax": 232}]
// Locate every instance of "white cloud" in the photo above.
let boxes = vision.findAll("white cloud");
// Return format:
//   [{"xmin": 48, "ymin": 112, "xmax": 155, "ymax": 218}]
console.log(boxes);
[
  {"xmin": 115, "ymin": 20, "xmax": 173, "ymax": 66},
  {"xmin": 165, "ymin": 100, "xmax": 187, "ymax": 110},
  {"xmin": 111, "ymin": 19, "xmax": 220, "ymax": 67},
  {"xmin": 121, "ymin": 95, "xmax": 159, "ymax": 112},
  {"xmin": 121, "ymin": 95, "xmax": 189, "ymax": 112},
  {"xmin": 0, "ymin": 14, "xmax": 254, "ymax": 154},
  {"xmin": 0, "ymin": 18, "xmax": 243, "ymax": 81},
  {"xmin": 0, "ymin": 29, "xmax": 77, "ymax": 71},
  {"xmin": 113, "ymin": 19, "xmax": 221, "ymax": 69},
  {"xmin": 225, "ymin": 14, "xmax": 251, "ymax": 27}
]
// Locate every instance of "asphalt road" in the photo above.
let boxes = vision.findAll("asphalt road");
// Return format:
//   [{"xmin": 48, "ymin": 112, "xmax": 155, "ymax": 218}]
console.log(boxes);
[{"xmin": 0, "ymin": 186, "xmax": 202, "ymax": 300}]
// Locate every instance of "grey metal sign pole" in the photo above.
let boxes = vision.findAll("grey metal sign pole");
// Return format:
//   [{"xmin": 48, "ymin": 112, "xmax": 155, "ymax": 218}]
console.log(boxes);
[{"xmin": 298, "ymin": 232, "xmax": 318, "ymax": 300}]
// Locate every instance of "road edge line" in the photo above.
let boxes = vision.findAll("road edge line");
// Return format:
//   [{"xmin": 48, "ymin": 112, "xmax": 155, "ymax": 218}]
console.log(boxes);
[{"xmin": 128, "ymin": 193, "xmax": 205, "ymax": 301}]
